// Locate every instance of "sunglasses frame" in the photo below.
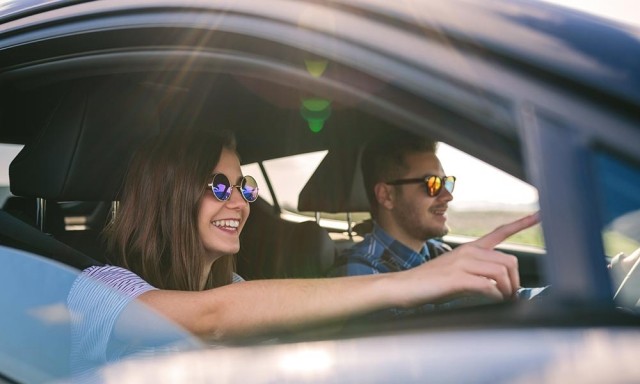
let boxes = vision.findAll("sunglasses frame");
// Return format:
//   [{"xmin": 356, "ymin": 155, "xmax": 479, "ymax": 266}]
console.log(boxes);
[
  {"xmin": 385, "ymin": 175, "xmax": 456, "ymax": 197},
  {"xmin": 207, "ymin": 173, "xmax": 259, "ymax": 203}
]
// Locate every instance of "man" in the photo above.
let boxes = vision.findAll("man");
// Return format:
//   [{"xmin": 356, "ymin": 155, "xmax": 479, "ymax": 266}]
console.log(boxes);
[
  {"xmin": 330, "ymin": 131, "xmax": 456, "ymax": 276},
  {"xmin": 328, "ymin": 130, "xmax": 544, "ymax": 308}
]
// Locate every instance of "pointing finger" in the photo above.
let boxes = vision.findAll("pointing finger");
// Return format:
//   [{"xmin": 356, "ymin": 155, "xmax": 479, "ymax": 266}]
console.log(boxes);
[{"xmin": 472, "ymin": 212, "xmax": 540, "ymax": 249}]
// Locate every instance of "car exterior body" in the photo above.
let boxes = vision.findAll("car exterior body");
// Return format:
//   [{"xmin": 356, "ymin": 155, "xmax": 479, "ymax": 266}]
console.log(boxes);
[{"xmin": 0, "ymin": 0, "xmax": 639, "ymax": 382}]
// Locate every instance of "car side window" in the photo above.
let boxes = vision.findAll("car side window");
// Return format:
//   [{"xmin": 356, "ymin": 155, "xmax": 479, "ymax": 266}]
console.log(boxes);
[
  {"xmin": 0, "ymin": 144, "xmax": 23, "ymax": 206},
  {"xmin": 244, "ymin": 144, "xmax": 543, "ymax": 248},
  {"xmin": 438, "ymin": 144, "xmax": 543, "ymax": 248},
  {"xmin": 596, "ymin": 150, "xmax": 640, "ymax": 257},
  {"xmin": 242, "ymin": 151, "xmax": 328, "ymax": 213}
]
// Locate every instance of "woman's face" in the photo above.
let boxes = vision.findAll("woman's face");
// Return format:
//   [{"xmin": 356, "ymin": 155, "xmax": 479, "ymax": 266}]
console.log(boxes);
[{"xmin": 197, "ymin": 148, "xmax": 250, "ymax": 261}]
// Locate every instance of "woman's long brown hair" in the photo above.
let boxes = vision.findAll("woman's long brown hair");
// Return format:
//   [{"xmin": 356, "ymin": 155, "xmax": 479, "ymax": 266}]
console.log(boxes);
[{"xmin": 105, "ymin": 130, "xmax": 236, "ymax": 290}]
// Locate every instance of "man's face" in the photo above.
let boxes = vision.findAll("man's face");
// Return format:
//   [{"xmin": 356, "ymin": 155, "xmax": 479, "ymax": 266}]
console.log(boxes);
[{"xmin": 387, "ymin": 151, "xmax": 453, "ymax": 245}]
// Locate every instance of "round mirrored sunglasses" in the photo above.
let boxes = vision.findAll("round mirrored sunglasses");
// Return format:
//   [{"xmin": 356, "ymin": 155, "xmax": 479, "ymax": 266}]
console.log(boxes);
[{"xmin": 207, "ymin": 173, "xmax": 259, "ymax": 203}]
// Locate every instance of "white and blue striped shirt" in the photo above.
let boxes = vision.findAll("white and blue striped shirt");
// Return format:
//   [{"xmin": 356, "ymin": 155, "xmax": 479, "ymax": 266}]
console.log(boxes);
[{"xmin": 67, "ymin": 265, "xmax": 243, "ymax": 379}]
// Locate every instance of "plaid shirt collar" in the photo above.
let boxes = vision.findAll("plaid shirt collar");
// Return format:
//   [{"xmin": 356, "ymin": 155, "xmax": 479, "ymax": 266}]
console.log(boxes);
[{"xmin": 371, "ymin": 221, "xmax": 431, "ymax": 269}]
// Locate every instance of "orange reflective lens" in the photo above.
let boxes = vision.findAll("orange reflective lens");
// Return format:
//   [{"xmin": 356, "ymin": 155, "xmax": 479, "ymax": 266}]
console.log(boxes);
[{"xmin": 386, "ymin": 175, "xmax": 456, "ymax": 197}]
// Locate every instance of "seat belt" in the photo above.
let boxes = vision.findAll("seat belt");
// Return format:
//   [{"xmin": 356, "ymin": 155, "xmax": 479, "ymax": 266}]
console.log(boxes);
[{"xmin": 0, "ymin": 210, "xmax": 103, "ymax": 270}]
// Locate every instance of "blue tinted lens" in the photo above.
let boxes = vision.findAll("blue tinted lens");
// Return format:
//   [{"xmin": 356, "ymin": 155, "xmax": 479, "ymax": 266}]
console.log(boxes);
[
  {"xmin": 444, "ymin": 176, "xmax": 456, "ymax": 193},
  {"xmin": 211, "ymin": 174, "xmax": 231, "ymax": 201},
  {"xmin": 241, "ymin": 176, "xmax": 259, "ymax": 202}
]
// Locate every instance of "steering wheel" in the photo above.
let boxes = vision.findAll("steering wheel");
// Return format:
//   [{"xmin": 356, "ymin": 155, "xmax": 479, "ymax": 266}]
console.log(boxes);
[{"xmin": 612, "ymin": 247, "xmax": 640, "ymax": 309}]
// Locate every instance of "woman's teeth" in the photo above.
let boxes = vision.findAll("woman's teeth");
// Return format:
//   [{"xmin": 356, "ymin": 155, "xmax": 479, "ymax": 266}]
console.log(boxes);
[{"xmin": 212, "ymin": 220, "xmax": 240, "ymax": 228}]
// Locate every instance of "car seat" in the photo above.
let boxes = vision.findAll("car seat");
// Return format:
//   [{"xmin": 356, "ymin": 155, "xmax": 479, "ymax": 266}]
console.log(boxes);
[
  {"xmin": 2, "ymin": 196, "xmax": 65, "ymax": 234},
  {"xmin": 7, "ymin": 77, "xmax": 165, "ymax": 269},
  {"xmin": 236, "ymin": 198, "xmax": 337, "ymax": 279},
  {"xmin": 298, "ymin": 144, "xmax": 370, "ymax": 214},
  {"xmin": 285, "ymin": 220, "xmax": 338, "ymax": 278},
  {"xmin": 297, "ymin": 143, "xmax": 372, "ymax": 258},
  {"xmin": 1, "ymin": 193, "xmax": 101, "ymax": 270}
]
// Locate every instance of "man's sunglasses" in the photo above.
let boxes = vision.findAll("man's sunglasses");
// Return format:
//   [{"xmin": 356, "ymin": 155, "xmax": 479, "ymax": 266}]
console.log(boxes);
[
  {"xmin": 386, "ymin": 175, "xmax": 456, "ymax": 197},
  {"xmin": 207, "ymin": 173, "xmax": 259, "ymax": 203}
]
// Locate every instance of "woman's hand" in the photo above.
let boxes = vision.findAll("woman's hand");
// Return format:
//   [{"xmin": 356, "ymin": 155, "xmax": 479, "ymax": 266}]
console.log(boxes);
[{"xmin": 396, "ymin": 213, "xmax": 540, "ymax": 307}]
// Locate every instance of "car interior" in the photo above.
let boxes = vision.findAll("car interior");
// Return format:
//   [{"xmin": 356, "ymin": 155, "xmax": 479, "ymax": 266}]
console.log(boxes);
[
  {"xmin": 2, "ymin": 74, "xmax": 357, "ymax": 270},
  {"xmin": 0, "ymin": 71, "xmax": 546, "ymax": 282}
]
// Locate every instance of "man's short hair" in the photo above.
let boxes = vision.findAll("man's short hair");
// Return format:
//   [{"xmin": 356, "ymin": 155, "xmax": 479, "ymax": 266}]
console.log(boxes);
[{"xmin": 361, "ymin": 130, "xmax": 438, "ymax": 218}]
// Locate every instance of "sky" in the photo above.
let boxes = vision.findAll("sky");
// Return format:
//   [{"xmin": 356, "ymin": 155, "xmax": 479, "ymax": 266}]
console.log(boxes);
[
  {"xmin": 539, "ymin": 0, "xmax": 639, "ymax": 27},
  {"xmin": 436, "ymin": 144, "xmax": 537, "ymax": 209},
  {"xmin": 0, "ymin": 144, "xmax": 21, "ymax": 185}
]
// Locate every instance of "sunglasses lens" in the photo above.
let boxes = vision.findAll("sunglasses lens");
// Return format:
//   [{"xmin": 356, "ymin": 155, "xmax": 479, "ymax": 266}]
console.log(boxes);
[
  {"xmin": 241, "ymin": 176, "xmax": 259, "ymax": 202},
  {"xmin": 211, "ymin": 174, "xmax": 231, "ymax": 201},
  {"xmin": 444, "ymin": 176, "xmax": 456, "ymax": 194},
  {"xmin": 426, "ymin": 176, "xmax": 442, "ymax": 196}
]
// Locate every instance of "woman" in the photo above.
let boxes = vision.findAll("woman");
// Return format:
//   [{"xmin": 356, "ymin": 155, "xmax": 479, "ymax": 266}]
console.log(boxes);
[{"xmin": 72, "ymin": 129, "xmax": 538, "ymax": 342}]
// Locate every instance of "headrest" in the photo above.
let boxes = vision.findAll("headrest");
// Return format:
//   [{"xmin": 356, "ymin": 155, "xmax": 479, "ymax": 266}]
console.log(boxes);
[
  {"xmin": 9, "ymin": 78, "xmax": 163, "ymax": 201},
  {"xmin": 297, "ymin": 145, "xmax": 370, "ymax": 213}
]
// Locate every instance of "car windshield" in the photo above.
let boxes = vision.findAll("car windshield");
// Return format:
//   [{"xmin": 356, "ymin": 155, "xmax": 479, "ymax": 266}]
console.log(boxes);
[{"xmin": 597, "ymin": 149, "xmax": 640, "ymax": 306}]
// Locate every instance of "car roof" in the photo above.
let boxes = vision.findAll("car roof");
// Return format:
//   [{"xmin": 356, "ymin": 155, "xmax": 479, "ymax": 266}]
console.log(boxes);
[{"xmin": 0, "ymin": 0, "xmax": 78, "ymax": 23}]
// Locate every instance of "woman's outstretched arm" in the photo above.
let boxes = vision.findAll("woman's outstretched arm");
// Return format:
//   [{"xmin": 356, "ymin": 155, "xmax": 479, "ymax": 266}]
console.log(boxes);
[{"xmin": 134, "ymin": 213, "xmax": 539, "ymax": 340}]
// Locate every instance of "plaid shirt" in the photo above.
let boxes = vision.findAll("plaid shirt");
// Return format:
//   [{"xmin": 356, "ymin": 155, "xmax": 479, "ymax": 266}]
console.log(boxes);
[
  {"xmin": 328, "ymin": 223, "xmax": 453, "ymax": 316},
  {"xmin": 329, "ymin": 222, "xmax": 451, "ymax": 277}
]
